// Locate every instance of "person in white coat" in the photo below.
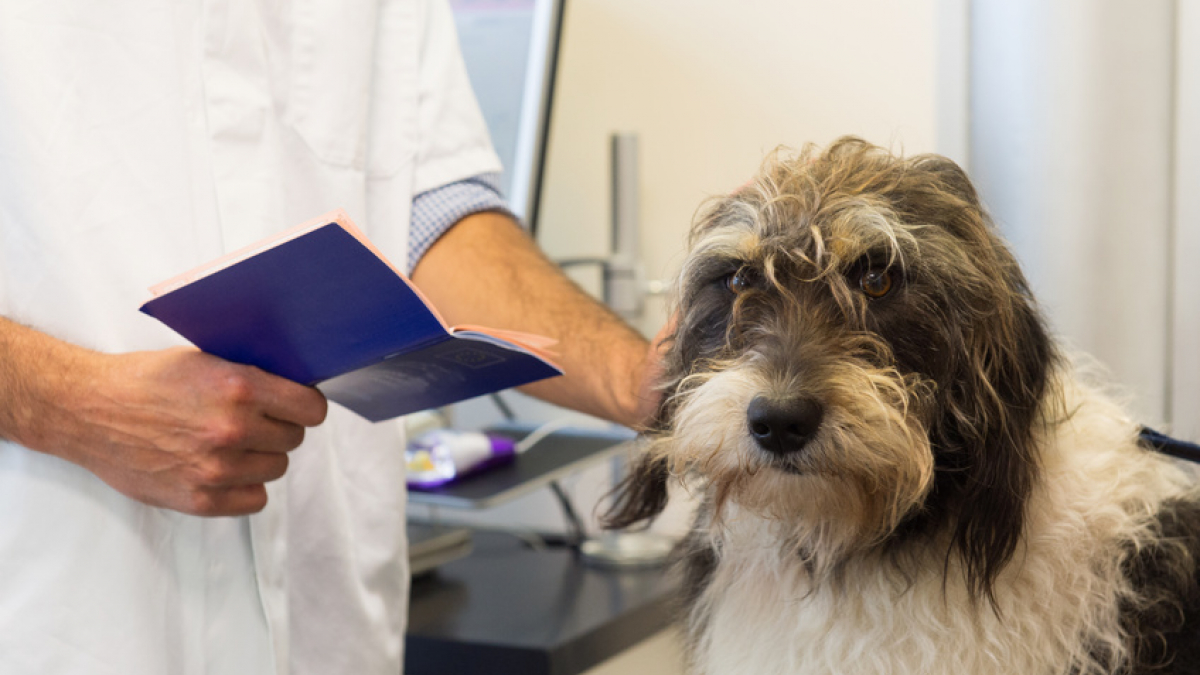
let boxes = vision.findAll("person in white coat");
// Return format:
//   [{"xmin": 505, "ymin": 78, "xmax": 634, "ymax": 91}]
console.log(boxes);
[{"xmin": 0, "ymin": 1, "xmax": 657, "ymax": 673}]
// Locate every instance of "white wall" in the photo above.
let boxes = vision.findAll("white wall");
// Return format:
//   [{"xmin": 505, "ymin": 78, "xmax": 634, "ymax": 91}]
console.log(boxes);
[
  {"xmin": 539, "ymin": 0, "xmax": 944, "ymax": 337},
  {"xmin": 968, "ymin": 0, "xmax": 1191, "ymax": 430},
  {"xmin": 1172, "ymin": 1, "xmax": 1200, "ymax": 439}
]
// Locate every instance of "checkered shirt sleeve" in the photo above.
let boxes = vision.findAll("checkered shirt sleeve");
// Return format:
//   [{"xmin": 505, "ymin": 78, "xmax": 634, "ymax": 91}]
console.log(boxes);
[{"xmin": 408, "ymin": 172, "xmax": 515, "ymax": 272}]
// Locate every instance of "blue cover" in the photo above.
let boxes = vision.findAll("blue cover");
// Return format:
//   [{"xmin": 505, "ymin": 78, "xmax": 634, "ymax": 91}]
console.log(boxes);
[
  {"xmin": 320, "ymin": 336, "xmax": 563, "ymax": 422},
  {"xmin": 141, "ymin": 222, "xmax": 561, "ymax": 421}
]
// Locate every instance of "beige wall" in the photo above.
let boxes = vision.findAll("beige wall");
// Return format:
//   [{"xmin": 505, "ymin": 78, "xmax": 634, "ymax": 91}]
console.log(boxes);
[
  {"xmin": 537, "ymin": 0, "xmax": 946, "ymax": 335},
  {"xmin": 968, "ymin": 0, "xmax": 1197, "ymax": 431},
  {"xmin": 1172, "ymin": 1, "xmax": 1200, "ymax": 438}
]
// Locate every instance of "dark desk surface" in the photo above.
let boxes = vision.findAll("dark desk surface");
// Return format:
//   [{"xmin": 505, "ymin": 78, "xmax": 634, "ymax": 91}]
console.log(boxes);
[{"xmin": 405, "ymin": 531, "xmax": 678, "ymax": 675}]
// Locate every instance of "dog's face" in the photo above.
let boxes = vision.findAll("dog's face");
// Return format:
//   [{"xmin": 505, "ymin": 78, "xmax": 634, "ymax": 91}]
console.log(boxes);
[{"xmin": 609, "ymin": 138, "xmax": 1056, "ymax": 597}]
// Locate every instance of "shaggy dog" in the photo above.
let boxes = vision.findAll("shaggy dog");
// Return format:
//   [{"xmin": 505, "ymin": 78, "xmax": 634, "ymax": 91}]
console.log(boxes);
[{"xmin": 605, "ymin": 138, "xmax": 1200, "ymax": 674}]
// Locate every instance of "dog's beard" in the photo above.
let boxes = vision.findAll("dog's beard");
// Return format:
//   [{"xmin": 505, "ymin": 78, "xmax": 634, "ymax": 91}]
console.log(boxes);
[{"xmin": 652, "ymin": 353, "xmax": 937, "ymax": 569}]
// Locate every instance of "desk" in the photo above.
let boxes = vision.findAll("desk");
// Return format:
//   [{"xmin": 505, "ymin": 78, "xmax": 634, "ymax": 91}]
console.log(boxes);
[
  {"xmin": 405, "ymin": 530, "xmax": 677, "ymax": 675},
  {"xmin": 405, "ymin": 426, "xmax": 676, "ymax": 673}
]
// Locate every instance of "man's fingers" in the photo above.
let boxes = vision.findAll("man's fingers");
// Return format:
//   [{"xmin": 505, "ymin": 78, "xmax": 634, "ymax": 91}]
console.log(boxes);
[
  {"xmin": 233, "ymin": 416, "xmax": 308, "ymax": 455},
  {"xmin": 236, "ymin": 450, "xmax": 290, "ymax": 485},
  {"xmin": 201, "ymin": 363, "xmax": 325, "ymax": 453},
  {"xmin": 181, "ymin": 453, "xmax": 289, "ymax": 516},
  {"xmin": 247, "ymin": 369, "xmax": 328, "ymax": 428},
  {"xmin": 201, "ymin": 446, "xmax": 292, "ymax": 482},
  {"xmin": 182, "ymin": 484, "xmax": 271, "ymax": 517},
  {"xmin": 188, "ymin": 448, "xmax": 290, "ymax": 488}
]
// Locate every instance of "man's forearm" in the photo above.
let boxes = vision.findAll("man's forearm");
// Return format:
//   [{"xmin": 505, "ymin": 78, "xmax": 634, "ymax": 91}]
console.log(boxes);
[
  {"xmin": 0, "ymin": 317, "xmax": 88, "ymax": 450},
  {"xmin": 410, "ymin": 212, "xmax": 656, "ymax": 428}
]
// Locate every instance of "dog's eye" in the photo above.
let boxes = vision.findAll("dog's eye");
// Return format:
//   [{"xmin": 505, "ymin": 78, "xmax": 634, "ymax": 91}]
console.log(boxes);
[
  {"xmin": 726, "ymin": 267, "xmax": 757, "ymax": 295},
  {"xmin": 859, "ymin": 268, "xmax": 894, "ymax": 299}
]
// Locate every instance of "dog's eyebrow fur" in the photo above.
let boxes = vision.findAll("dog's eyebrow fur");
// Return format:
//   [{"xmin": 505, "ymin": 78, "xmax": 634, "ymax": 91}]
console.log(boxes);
[
  {"xmin": 682, "ymin": 225, "xmax": 759, "ymax": 283},
  {"xmin": 696, "ymin": 185, "xmax": 923, "ymax": 289},
  {"xmin": 816, "ymin": 201, "xmax": 918, "ymax": 274}
]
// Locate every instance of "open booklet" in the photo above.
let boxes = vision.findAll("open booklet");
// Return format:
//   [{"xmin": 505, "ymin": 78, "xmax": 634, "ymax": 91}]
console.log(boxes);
[{"xmin": 140, "ymin": 209, "xmax": 563, "ymax": 422}]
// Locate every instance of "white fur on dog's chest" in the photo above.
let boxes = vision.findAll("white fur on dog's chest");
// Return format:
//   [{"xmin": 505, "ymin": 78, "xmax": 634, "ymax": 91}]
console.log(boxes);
[
  {"xmin": 690, "ymin": 386, "xmax": 1198, "ymax": 675},
  {"xmin": 695, "ymin": 554, "xmax": 1049, "ymax": 675}
]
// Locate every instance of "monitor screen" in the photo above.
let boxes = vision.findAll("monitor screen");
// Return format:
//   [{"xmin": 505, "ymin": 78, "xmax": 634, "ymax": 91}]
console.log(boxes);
[{"xmin": 451, "ymin": 0, "xmax": 565, "ymax": 234}]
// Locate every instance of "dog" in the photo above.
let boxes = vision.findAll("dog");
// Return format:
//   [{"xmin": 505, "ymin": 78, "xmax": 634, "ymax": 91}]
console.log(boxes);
[{"xmin": 605, "ymin": 138, "xmax": 1200, "ymax": 674}]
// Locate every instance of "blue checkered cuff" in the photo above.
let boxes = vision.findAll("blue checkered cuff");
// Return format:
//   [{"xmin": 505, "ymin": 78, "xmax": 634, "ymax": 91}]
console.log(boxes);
[{"xmin": 409, "ymin": 172, "xmax": 515, "ymax": 272}]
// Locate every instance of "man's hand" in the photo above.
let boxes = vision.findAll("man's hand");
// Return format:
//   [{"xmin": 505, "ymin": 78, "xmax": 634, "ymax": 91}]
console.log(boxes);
[
  {"xmin": 632, "ymin": 314, "xmax": 676, "ymax": 430},
  {"xmin": 412, "ymin": 212, "xmax": 660, "ymax": 428},
  {"xmin": 74, "ymin": 348, "xmax": 328, "ymax": 516},
  {"xmin": 1, "ymin": 320, "xmax": 327, "ymax": 516}
]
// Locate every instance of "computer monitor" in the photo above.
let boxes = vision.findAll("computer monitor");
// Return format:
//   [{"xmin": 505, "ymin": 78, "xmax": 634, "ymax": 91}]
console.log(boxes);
[{"xmin": 451, "ymin": 0, "xmax": 566, "ymax": 235}]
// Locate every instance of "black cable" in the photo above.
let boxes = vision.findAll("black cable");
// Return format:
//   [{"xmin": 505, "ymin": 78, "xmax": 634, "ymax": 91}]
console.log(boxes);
[
  {"xmin": 549, "ymin": 480, "xmax": 586, "ymax": 548},
  {"xmin": 488, "ymin": 393, "xmax": 517, "ymax": 422}
]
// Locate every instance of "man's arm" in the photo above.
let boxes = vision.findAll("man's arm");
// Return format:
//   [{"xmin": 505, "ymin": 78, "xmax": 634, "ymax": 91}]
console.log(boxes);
[
  {"xmin": 411, "ymin": 211, "xmax": 659, "ymax": 429},
  {"xmin": 0, "ymin": 317, "xmax": 327, "ymax": 516}
]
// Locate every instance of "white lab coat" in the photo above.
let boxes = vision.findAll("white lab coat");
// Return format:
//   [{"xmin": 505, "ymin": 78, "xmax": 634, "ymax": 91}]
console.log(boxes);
[{"xmin": 0, "ymin": 1, "xmax": 500, "ymax": 673}]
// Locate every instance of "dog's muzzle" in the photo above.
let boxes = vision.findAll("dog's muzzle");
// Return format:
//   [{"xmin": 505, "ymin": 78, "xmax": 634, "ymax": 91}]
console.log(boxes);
[{"xmin": 747, "ymin": 395, "xmax": 824, "ymax": 456}]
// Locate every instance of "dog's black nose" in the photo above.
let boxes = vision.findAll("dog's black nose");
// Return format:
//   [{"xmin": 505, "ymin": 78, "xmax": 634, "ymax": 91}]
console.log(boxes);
[{"xmin": 747, "ymin": 395, "xmax": 823, "ymax": 455}]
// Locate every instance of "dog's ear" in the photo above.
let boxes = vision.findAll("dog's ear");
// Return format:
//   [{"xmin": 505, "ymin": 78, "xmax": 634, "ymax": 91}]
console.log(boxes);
[
  {"xmin": 601, "ymin": 454, "xmax": 671, "ymax": 530},
  {"xmin": 936, "ymin": 229, "xmax": 1056, "ymax": 607},
  {"xmin": 921, "ymin": 156, "xmax": 980, "ymax": 204},
  {"xmin": 601, "ymin": 315, "xmax": 682, "ymax": 530},
  {"xmin": 902, "ymin": 155, "xmax": 988, "ymax": 236},
  {"xmin": 883, "ymin": 148, "xmax": 1060, "ymax": 604}
]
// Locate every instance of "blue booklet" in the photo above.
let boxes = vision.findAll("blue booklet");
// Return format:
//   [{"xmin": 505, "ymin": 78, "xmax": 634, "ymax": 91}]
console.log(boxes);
[{"xmin": 140, "ymin": 209, "xmax": 563, "ymax": 422}]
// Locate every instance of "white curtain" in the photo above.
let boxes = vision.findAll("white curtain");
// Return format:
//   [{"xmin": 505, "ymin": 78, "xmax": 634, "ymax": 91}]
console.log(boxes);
[{"xmin": 967, "ymin": 0, "xmax": 1198, "ymax": 436}]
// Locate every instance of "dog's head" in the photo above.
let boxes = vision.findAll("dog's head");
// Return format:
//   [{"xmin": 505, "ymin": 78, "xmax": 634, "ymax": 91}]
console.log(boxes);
[{"xmin": 607, "ymin": 137, "xmax": 1057, "ymax": 599}]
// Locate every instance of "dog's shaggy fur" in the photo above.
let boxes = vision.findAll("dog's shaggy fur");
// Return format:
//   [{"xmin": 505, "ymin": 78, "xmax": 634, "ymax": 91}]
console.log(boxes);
[{"xmin": 606, "ymin": 138, "xmax": 1200, "ymax": 674}]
